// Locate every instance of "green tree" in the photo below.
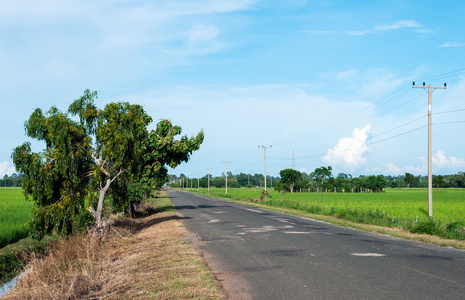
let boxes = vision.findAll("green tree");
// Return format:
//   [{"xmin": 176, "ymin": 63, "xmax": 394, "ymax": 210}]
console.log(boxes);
[
  {"xmin": 279, "ymin": 169, "xmax": 301, "ymax": 193},
  {"xmin": 311, "ymin": 166, "xmax": 333, "ymax": 202},
  {"xmin": 432, "ymin": 175, "xmax": 444, "ymax": 192},
  {"xmin": 404, "ymin": 173, "xmax": 415, "ymax": 190},
  {"xmin": 13, "ymin": 90, "xmax": 204, "ymax": 239},
  {"xmin": 12, "ymin": 106, "xmax": 94, "ymax": 239},
  {"xmin": 352, "ymin": 177, "xmax": 366, "ymax": 192},
  {"xmin": 366, "ymin": 175, "xmax": 386, "ymax": 192}
]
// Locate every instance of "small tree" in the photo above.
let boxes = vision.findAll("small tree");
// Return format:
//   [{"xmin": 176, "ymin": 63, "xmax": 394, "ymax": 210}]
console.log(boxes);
[
  {"xmin": 404, "ymin": 173, "xmax": 415, "ymax": 190},
  {"xmin": 311, "ymin": 166, "xmax": 332, "ymax": 202},
  {"xmin": 432, "ymin": 175, "xmax": 444, "ymax": 192}
]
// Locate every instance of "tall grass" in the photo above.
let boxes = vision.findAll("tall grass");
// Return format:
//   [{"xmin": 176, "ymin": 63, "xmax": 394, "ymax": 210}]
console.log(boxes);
[
  {"xmin": 0, "ymin": 188, "xmax": 33, "ymax": 248},
  {"xmin": 188, "ymin": 187, "xmax": 465, "ymax": 240}
]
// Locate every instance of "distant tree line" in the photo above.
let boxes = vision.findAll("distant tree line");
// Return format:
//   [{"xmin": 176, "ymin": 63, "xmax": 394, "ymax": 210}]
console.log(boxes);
[
  {"xmin": 169, "ymin": 172, "xmax": 278, "ymax": 189},
  {"xmin": 168, "ymin": 169, "xmax": 465, "ymax": 193},
  {"xmin": 0, "ymin": 173, "xmax": 23, "ymax": 187}
]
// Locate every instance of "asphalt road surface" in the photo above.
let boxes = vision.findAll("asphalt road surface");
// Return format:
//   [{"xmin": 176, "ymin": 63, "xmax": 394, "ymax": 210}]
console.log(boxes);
[{"xmin": 167, "ymin": 188, "xmax": 465, "ymax": 300}]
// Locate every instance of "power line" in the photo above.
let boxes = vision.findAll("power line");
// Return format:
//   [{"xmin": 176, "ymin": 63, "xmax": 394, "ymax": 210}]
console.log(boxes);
[
  {"xmin": 268, "ymin": 124, "xmax": 428, "ymax": 161},
  {"xmin": 272, "ymin": 84, "xmax": 415, "ymax": 146},
  {"xmin": 435, "ymin": 120, "xmax": 465, "ymax": 125},
  {"xmin": 435, "ymin": 108, "xmax": 465, "ymax": 115}
]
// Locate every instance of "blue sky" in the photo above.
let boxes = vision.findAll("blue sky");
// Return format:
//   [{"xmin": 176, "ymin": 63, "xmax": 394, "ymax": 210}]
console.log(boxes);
[{"xmin": 1, "ymin": 0, "xmax": 465, "ymax": 179}]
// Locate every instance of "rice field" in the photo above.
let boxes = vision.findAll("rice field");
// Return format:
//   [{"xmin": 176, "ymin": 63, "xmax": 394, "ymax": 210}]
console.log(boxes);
[
  {"xmin": 0, "ymin": 188, "xmax": 33, "ymax": 248},
  {"xmin": 187, "ymin": 187, "xmax": 465, "ymax": 240}
]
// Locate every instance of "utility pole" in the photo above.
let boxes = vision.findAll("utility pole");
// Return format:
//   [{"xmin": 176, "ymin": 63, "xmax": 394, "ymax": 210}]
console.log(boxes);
[
  {"xmin": 412, "ymin": 81, "xmax": 446, "ymax": 217},
  {"xmin": 258, "ymin": 145, "xmax": 272, "ymax": 193},
  {"xmin": 206, "ymin": 168, "xmax": 212, "ymax": 192},
  {"xmin": 222, "ymin": 161, "xmax": 231, "ymax": 194},
  {"xmin": 292, "ymin": 150, "xmax": 295, "ymax": 170}
]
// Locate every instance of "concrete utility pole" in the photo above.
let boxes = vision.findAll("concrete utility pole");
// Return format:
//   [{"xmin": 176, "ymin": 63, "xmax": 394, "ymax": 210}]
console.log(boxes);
[
  {"xmin": 292, "ymin": 150, "xmax": 295, "ymax": 170},
  {"xmin": 223, "ymin": 161, "xmax": 231, "ymax": 194},
  {"xmin": 412, "ymin": 82, "xmax": 446, "ymax": 217},
  {"xmin": 258, "ymin": 145, "xmax": 272, "ymax": 193},
  {"xmin": 206, "ymin": 168, "xmax": 212, "ymax": 192}
]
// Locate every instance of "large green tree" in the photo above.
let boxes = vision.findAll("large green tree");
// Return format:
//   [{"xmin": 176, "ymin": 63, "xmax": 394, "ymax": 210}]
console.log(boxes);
[
  {"xmin": 13, "ymin": 90, "xmax": 204, "ymax": 238},
  {"xmin": 279, "ymin": 169, "xmax": 301, "ymax": 193},
  {"xmin": 404, "ymin": 173, "xmax": 415, "ymax": 190},
  {"xmin": 12, "ymin": 106, "xmax": 94, "ymax": 238}
]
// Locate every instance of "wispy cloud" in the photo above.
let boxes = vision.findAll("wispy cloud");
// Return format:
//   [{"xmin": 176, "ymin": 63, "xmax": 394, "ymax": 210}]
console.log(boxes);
[
  {"xmin": 302, "ymin": 19, "xmax": 427, "ymax": 37},
  {"xmin": 331, "ymin": 68, "xmax": 405, "ymax": 99},
  {"xmin": 439, "ymin": 42, "xmax": 465, "ymax": 48},
  {"xmin": 298, "ymin": 29, "xmax": 333, "ymax": 35},
  {"xmin": 384, "ymin": 162, "xmax": 403, "ymax": 174},
  {"xmin": 335, "ymin": 69, "xmax": 359, "ymax": 80},
  {"xmin": 345, "ymin": 30, "xmax": 371, "ymax": 36},
  {"xmin": 416, "ymin": 28, "xmax": 435, "ymax": 34},
  {"xmin": 374, "ymin": 20, "xmax": 421, "ymax": 31},
  {"xmin": 189, "ymin": 24, "xmax": 219, "ymax": 42}
]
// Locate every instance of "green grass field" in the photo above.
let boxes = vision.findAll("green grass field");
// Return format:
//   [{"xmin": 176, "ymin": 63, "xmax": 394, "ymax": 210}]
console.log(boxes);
[
  {"xmin": 186, "ymin": 187, "xmax": 465, "ymax": 240},
  {"xmin": 0, "ymin": 188, "xmax": 33, "ymax": 248}
]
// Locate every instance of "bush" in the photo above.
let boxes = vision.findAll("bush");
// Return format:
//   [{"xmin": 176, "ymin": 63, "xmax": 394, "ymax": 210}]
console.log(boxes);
[{"xmin": 410, "ymin": 218, "xmax": 438, "ymax": 235}]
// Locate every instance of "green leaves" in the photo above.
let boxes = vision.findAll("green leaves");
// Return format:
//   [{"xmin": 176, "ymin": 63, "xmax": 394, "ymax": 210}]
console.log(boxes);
[
  {"xmin": 141, "ymin": 120, "xmax": 204, "ymax": 189},
  {"xmin": 13, "ymin": 90, "xmax": 204, "ymax": 238}
]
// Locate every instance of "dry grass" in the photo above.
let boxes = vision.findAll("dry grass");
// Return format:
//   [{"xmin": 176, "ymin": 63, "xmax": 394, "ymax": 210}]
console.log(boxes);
[{"xmin": 4, "ymin": 198, "xmax": 224, "ymax": 299}]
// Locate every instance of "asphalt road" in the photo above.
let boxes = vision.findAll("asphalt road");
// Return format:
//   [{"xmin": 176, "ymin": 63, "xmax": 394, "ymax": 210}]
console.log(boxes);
[{"xmin": 167, "ymin": 188, "xmax": 465, "ymax": 300}]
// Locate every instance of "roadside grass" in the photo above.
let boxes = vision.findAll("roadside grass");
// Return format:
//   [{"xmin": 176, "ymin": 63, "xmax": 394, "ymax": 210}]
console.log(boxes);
[
  {"xmin": 4, "ymin": 190, "xmax": 224, "ymax": 299},
  {"xmin": 0, "ymin": 188, "xmax": 33, "ymax": 248},
  {"xmin": 184, "ymin": 187, "xmax": 465, "ymax": 248}
]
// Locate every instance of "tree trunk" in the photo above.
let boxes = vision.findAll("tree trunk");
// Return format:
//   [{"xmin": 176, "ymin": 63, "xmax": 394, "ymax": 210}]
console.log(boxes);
[{"xmin": 88, "ymin": 179, "xmax": 112, "ymax": 238}]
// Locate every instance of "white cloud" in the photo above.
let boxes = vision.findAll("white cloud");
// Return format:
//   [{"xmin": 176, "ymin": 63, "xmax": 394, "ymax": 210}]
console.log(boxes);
[
  {"xmin": 0, "ymin": 161, "xmax": 16, "ymax": 178},
  {"xmin": 433, "ymin": 150, "xmax": 465, "ymax": 168},
  {"xmin": 439, "ymin": 42, "xmax": 465, "ymax": 48},
  {"xmin": 375, "ymin": 20, "xmax": 421, "ymax": 31},
  {"xmin": 323, "ymin": 125, "xmax": 371, "ymax": 170},
  {"xmin": 378, "ymin": 151, "xmax": 465, "ymax": 175}
]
